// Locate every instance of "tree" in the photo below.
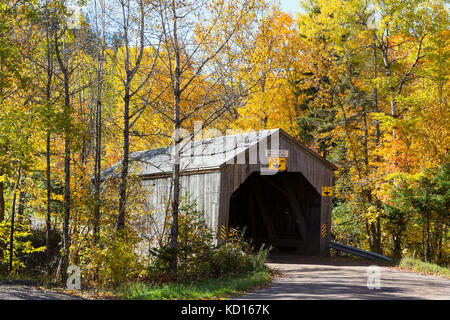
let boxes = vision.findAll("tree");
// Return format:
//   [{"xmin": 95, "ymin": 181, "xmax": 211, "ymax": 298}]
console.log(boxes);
[
  {"xmin": 51, "ymin": 1, "xmax": 90, "ymax": 279},
  {"xmin": 91, "ymin": 0, "xmax": 106, "ymax": 245},
  {"xmin": 104, "ymin": 0, "xmax": 161, "ymax": 232},
  {"xmin": 150, "ymin": 0, "xmax": 266, "ymax": 276},
  {"xmin": 0, "ymin": 0, "xmax": 35, "ymax": 264}
]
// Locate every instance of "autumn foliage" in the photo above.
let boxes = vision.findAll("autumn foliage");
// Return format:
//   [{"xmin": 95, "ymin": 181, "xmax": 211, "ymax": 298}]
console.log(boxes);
[{"xmin": 0, "ymin": 0, "xmax": 448, "ymax": 285}]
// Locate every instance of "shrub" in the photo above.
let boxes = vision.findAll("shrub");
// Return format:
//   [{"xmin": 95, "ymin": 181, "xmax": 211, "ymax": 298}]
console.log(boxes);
[
  {"xmin": 80, "ymin": 230, "xmax": 147, "ymax": 288},
  {"xmin": 252, "ymin": 243, "xmax": 271, "ymax": 271},
  {"xmin": 148, "ymin": 199, "xmax": 216, "ymax": 281},
  {"xmin": 19, "ymin": 228, "xmax": 60, "ymax": 274},
  {"xmin": 209, "ymin": 242, "xmax": 251, "ymax": 276},
  {"xmin": 0, "ymin": 220, "xmax": 45, "ymax": 275},
  {"xmin": 148, "ymin": 199, "xmax": 272, "ymax": 282},
  {"xmin": 210, "ymin": 228, "xmax": 272, "ymax": 276}
]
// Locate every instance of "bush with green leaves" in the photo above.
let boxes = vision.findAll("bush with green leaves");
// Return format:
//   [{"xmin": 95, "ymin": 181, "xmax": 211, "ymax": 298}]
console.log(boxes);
[
  {"xmin": 148, "ymin": 198, "xmax": 272, "ymax": 282},
  {"xmin": 80, "ymin": 229, "xmax": 147, "ymax": 288},
  {"xmin": 148, "ymin": 199, "xmax": 216, "ymax": 280},
  {"xmin": 0, "ymin": 220, "xmax": 45, "ymax": 275},
  {"xmin": 79, "ymin": 196, "xmax": 272, "ymax": 287},
  {"xmin": 382, "ymin": 161, "xmax": 449, "ymax": 264},
  {"xmin": 209, "ymin": 228, "xmax": 271, "ymax": 276},
  {"xmin": 209, "ymin": 242, "xmax": 251, "ymax": 276}
]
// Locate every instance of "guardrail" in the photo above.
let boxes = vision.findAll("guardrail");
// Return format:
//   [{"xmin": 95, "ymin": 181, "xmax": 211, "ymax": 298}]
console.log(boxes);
[{"xmin": 328, "ymin": 241, "xmax": 393, "ymax": 262}]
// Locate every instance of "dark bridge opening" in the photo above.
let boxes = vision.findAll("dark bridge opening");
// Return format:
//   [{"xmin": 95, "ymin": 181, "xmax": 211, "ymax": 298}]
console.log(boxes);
[{"xmin": 229, "ymin": 171, "xmax": 321, "ymax": 255}]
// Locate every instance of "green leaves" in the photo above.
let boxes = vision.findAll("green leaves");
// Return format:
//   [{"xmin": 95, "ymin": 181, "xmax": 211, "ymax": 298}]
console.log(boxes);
[
  {"xmin": 0, "ymin": 220, "xmax": 45, "ymax": 274},
  {"xmin": 384, "ymin": 161, "xmax": 449, "ymax": 262}
]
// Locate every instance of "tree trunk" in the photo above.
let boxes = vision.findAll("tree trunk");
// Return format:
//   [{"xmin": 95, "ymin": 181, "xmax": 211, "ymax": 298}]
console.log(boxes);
[
  {"xmin": 117, "ymin": 92, "xmax": 130, "ymax": 231},
  {"xmin": 46, "ymin": 133, "xmax": 52, "ymax": 274},
  {"xmin": 93, "ymin": 98, "xmax": 102, "ymax": 244},
  {"xmin": 0, "ymin": 178, "xmax": 4, "ymax": 261},
  {"xmin": 169, "ymin": 3, "xmax": 181, "ymax": 278},
  {"xmin": 9, "ymin": 170, "xmax": 21, "ymax": 273},
  {"xmin": 425, "ymin": 215, "xmax": 431, "ymax": 262},
  {"xmin": 393, "ymin": 234, "xmax": 402, "ymax": 260},
  {"xmin": 9, "ymin": 191, "xmax": 17, "ymax": 274},
  {"xmin": 44, "ymin": 12, "xmax": 54, "ymax": 274},
  {"xmin": 92, "ymin": 0, "xmax": 105, "ymax": 245},
  {"xmin": 375, "ymin": 216, "xmax": 382, "ymax": 254},
  {"xmin": 169, "ymin": 77, "xmax": 181, "ymax": 278},
  {"xmin": 372, "ymin": 44, "xmax": 380, "ymax": 147},
  {"xmin": 170, "ymin": 152, "xmax": 180, "ymax": 277},
  {"xmin": 365, "ymin": 219, "xmax": 373, "ymax": 251},
  {"xmin": 55, "ymin": 30, "xmax": 71, "ymax": 281},
  {"xmin": 437, "ymin": 222, "xmax": 445, "ymax": 262},
  {"xmin": 93, "ymin": 56, "xmax": 103, "ymax": 244},
  {"xmin": 17, "ymin": 190, "xmax": 25, "ymax": 223},
  {"xmin": 61, "ymin": 86, "xmax": 71, "ymax": 279},
  {"xmin": 373, "ymin": 43, "xmax": 383, "ymax": 254},
  {"xmin": 116, "ymin": 0, "xmax": 146, "ymax": 233}
]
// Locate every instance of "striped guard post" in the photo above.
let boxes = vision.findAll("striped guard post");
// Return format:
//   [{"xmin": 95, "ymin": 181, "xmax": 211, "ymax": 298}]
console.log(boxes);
[{"xmin": 321, "ymin": 224, "xmax": 327, "ymax": 239}]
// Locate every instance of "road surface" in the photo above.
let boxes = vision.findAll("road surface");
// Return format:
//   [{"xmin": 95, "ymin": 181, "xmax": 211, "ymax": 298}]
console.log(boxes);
[
  {"xmin": 1, "ymin": 256, "xmax": 448, "ymax": 300},
  {"xmin": 0, "ymin": 280, "xmax": 81, "ymax": 300},
  {"xmin": 238, "ymin": 255, "xmax": 450, "ymax": 300}
]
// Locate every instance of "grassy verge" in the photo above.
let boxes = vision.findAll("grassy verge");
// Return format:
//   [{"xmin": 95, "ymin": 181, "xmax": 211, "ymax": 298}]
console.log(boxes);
[
  {"xmin": 397, "ymin": 257, "xmax": 449, "ymax": 279},
  {"xmin": 0, "ymin": 273, "xmax": 54, "ymax": 285},
  {"xmin": 119, "ymin": 269, "xmax": 272, "ymax": 300}
]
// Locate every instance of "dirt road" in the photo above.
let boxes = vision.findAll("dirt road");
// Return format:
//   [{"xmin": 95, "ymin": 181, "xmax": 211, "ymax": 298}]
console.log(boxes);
[
  {"xmin": 1, "ymin": 256, "xmax": 448, "ymax": 300},
  {"xmin": 238, "ymin": 255, "xmax": 450, "ymax": 300},
  {"xmin": 0, "ymin": 280, "xmax": 81, "ymax": 300}
]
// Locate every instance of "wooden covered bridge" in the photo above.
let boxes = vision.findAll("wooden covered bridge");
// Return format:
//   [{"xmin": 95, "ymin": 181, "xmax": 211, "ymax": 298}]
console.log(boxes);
[{"xmin": 101, "ymin": 129, "xmax": 337, "ymax": 256}]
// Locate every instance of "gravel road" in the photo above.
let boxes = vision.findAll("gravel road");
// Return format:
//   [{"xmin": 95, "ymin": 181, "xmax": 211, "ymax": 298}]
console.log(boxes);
[
  {"xmin": 1, "ymin": 255, "xmax": 449, "ymax": 300},
  {"xmin": 0, "ymin": 280, "xmax": 81, "ymax": 300},
  {"xmin": 238, "ymin": 255, "xmax": 450, "ymax": 300}
]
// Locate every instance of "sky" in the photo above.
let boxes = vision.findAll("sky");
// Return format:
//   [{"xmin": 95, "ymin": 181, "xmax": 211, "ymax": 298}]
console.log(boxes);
[{"xmin": 279, "ymin": 0, "xmax": 303, "ymax": 14}]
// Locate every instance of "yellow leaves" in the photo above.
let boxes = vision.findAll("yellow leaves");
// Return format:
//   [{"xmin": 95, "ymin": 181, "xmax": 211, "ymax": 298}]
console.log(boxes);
[{"xmin": 52, "ymin": 194, "xmax": 64, "ymax": 202}]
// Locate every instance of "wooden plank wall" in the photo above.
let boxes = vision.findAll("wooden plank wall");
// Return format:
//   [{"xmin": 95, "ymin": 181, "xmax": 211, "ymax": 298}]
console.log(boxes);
[
  {"xmin": 278, "ymin": 134, "xmax": 334, "ymax": 255},
  {"xmin": 142, "ymin": 171, "xmax": 221, "ymax": 238},
  {"xmin": 218, "ymin": 131, "xmax": 334, "ymax": 255},
  {"xmin": 139, "ymin": 130, "xmax": 334, "ymax": 255}
]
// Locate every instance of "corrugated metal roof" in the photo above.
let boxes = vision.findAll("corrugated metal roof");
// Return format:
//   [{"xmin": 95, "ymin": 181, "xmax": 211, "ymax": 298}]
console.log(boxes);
[{"xmin": 101, "ymin": 129, "xmax": 278, "ymax": 181}]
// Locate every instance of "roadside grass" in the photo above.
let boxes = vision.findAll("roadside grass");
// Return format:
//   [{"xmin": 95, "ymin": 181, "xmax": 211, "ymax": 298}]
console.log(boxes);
[
  {"xmin": 0, "ymin": 272, "xmax": 51, "ymax": 285},
  {"xmin": 118, "ymin": 269, "xmax": 272, "ymax": 300},
  {"xmin": 397, "ymin": 257, "xmax": 449, "ymax": 279},
  {"xmin": 329, "ymin": 251, "xmax": 394, "ymax": 266},
  {"xmin": 331, "ymin": 251, "xmax": 449, "ymax": 278}
]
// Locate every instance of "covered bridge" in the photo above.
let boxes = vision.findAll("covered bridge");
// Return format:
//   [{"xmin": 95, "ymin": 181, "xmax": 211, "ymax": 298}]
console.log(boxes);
[{"xmin": 102, "ymin": 129, "xmax": 337, "ymax": 256}]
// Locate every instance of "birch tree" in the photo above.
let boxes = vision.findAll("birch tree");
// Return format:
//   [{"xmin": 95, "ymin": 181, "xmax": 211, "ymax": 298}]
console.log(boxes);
[
  {"xmin": 91, "ymin": 0, "xmax": 106, "ymax": 245},
  {"xmin": 152, "ymin": 0, "xmax": 266, "ymax": 276},
  {"xmin": 108, "ymin": 0, "xmax": 161, "ymax": 232},
  {"xmin": 52, "ymin": 1, "xmax": 87, "ymax": 279}
]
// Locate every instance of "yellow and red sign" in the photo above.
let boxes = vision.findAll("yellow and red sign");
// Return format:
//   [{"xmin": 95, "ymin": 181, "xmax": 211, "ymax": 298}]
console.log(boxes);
[
  {"xmin": 321, "ymin": 186, "xmax": 333, "ymax": 197},
  {"xmin": 268, "ymin": 157, "xmax": 286, "ymax": 171}
]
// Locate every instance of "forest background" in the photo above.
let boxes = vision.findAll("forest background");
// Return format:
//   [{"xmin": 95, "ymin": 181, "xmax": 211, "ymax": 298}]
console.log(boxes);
[{"xmin": 0, "ymin": 0, "xmax": 448, "ymax": 285}]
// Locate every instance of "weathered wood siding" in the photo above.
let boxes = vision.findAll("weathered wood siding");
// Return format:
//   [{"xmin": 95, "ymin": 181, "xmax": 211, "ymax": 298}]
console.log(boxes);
[
  {"xmin": 218, "ymin": 131, "xmax": 334, "ymax": 255},
  {"xmin": 279, "ymin": 133, "xmax": 334, "ymax": 255},
  {"xmin": 141, "ymin": 171, "xmax": 221, "ymax": 238},
  {"xmin": 136, "ymin": 129, "xmax": 334, "ymax": 256}
]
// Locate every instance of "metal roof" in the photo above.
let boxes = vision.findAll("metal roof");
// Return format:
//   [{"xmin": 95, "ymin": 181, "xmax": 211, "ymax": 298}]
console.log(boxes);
[
  {"xmin": 100, "ymin": 129, "xmax": 278, "ymax": 181},
  {"xmin": 100, "ymin": 128, "xmax": 336, "ymax": 182}
]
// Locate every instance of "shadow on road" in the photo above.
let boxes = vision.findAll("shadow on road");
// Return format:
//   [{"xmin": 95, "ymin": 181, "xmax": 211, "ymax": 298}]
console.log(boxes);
[{"xmin": 236, "ymin": 253, "xmax": 450, "ymax": 300}]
